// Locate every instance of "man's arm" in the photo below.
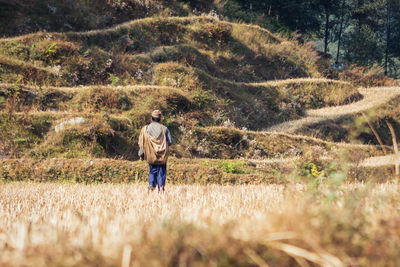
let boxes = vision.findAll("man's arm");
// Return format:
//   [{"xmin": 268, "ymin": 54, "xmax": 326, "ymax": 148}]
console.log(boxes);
[
  {"xmin": 138, "ymin": 126, "xmax": 145, "ymax": 160},
  {"xmin": 165, "ymin": 127, "xmax": 173, "ymax": 146},
  {"xmin": 138, "ymin": 147, "xmax": 144, "ymax": 158}
]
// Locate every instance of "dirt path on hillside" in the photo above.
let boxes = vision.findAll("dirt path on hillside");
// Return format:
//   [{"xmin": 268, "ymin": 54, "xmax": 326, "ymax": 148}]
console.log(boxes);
[
  {"xmin": 266, "ymin": 86, "xmax": 400, "ymax": 168},
  {"xmin": 250, "ymin": 77, "xmax": 350, "ymax": 87},
  {"xmin": 267, "ymin": 87, "xmax": 400, "ymax": 133},
  {"xmin": 360, "ymin": 153, "xmax": 400, "ymax": 167}
]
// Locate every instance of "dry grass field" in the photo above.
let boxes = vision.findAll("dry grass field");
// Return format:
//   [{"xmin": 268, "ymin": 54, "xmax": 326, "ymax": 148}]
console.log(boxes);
[{"xmin": 1, "ymin": 182, "xmax": 400, "ymax": 266}]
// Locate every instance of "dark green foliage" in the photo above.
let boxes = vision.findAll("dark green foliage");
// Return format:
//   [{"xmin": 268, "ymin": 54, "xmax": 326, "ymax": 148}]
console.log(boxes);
[
  {"xmin": 230, "ymin": 0, "xmax": 320, "ymax": 33},
  {"xmin": 221, "ymin": 0, "xmax": 400, "ymax": 78},
  {"xmin": 220, "ymin": 1, "xmax": 288, "ymax": 33}
]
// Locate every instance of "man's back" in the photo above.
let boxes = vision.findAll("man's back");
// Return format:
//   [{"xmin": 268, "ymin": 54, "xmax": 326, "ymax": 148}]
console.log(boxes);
[
  {"xmin": 146, "ymin": 122, "xmax": 173, "ymax": 146},
  {"xmin": 138, "ymin": 122, "xmax": 173, "ymax": 159}
]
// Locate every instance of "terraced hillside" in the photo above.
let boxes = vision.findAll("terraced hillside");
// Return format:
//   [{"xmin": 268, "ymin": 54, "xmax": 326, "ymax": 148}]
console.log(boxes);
[
  {"xmin": 0, "ymin": 17, "xmax": 319, "ymax": 84},
  {"xmin": 0, "ymin": 15, "xmax": 398, "ymax": 183}
]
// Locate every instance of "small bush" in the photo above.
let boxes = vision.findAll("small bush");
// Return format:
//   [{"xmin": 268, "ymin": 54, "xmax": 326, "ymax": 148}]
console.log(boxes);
[
  {"xmin": 340, "ymin": 65, "xmax": 396, "ymax": 87},
  {"xmin": 74, "ymin": 87, "xmax": 132, "ymax": 112},
  {"xmin": 220, "ymin": 161, "xmax": 245, "ymax": 174},
  {"xmin": 190, "ymin": 22, "xmax": 232, "ymax": 48}
]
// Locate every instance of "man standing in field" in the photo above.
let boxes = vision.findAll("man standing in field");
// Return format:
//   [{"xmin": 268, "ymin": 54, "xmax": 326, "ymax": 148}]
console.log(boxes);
[{"xmin": 138, "ymin": 110, "xmax": 173, "ymax": 192}]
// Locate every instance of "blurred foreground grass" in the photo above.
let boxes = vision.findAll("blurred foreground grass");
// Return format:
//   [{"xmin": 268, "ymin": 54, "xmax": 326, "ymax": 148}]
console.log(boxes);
[{"xmin": 1, "ymin": 182, "xmax": 400, "ymax": 266}]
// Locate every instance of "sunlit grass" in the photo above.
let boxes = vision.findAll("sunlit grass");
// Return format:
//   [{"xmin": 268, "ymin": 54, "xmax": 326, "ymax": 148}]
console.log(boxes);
[{"xmin": 1, "ymin": 182, "xmax": 400, "ymax": 266}]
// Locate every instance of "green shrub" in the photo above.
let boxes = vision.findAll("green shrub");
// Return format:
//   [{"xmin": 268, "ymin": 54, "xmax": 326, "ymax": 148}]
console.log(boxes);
[
  {"xmin": 220, "ymin": 161, "xmax": 245, "ymax": 174},
  {"xmin": 108, "ymin": 73, "xmax": 120, "ymax": 85},
  {"xmin": 302, "ymin": 161, "xmax": 323, "ymax": 178},
  {"xmin": 44, "ymin": 42, "xmax": 58, "ymax": 64}
]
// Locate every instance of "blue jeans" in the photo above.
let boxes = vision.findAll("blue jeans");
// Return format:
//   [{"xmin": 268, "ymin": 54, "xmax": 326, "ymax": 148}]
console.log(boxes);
[{"xmin": 148, "ymin": 164, "xmax": 167, "ymax": 190}]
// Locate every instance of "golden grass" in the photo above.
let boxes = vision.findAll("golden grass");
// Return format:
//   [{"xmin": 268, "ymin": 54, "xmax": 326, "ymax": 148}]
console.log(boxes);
[{"xmin": 1, "ymin": 182, "xmax": 400, "ymax": 266}]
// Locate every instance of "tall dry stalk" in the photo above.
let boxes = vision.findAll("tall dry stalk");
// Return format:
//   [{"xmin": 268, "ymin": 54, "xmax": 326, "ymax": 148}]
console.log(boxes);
[
  {"xmin": 362, "ymin": 112, "xmax": 387, "ymax": 155},
  {"xmin": 386, "ymin": 120, "xmax": 399, "ymax": 175}
]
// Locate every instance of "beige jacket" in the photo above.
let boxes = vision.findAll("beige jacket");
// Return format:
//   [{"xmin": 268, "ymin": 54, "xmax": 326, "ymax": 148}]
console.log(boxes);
[{"xmin": 138, "ymin": 125, "xmax": 169, "ymax": 165}]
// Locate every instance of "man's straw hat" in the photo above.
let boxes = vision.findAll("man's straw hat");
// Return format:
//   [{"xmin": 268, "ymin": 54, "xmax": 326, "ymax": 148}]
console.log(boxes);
[{"xmin": 151, "ymin": 110, "xmax": 162, "ymax": 119}]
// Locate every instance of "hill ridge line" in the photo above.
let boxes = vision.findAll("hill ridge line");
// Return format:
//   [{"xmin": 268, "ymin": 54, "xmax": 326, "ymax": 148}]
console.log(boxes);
[
  {"xmin": 192, "ymin": 126, "xmax": 384, "ymax": 150},
  {"xmin": 0, "ymin": 55, "xmax": 57, "ymax": 74},
  {"xmin": 0, "ymin": 16, "xmax": 279, "ymax": 42},
  {"xmin": 0, "ymin": 83, "xmax": 180, "ymax": 92},
  {"xmin": 0, "ymin": 77, "xmax": 348, "ymax": 91}
]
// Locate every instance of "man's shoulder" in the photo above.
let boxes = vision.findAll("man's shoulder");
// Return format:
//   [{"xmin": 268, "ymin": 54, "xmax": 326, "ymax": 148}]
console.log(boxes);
[
  {"xmin": 149, "ymin": 122, "xmax": 166, "ymax": 129},
  {"xmin": 140, "ymin": 125, "xmax": 148, "ymax": 133}
]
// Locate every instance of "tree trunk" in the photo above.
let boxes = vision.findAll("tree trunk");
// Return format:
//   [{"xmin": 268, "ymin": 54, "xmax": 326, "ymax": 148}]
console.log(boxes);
[
  {"xmin": 324, "ymin": 8, "xmax": 330, "ymax": 54},
  {"xmin": 336, "ymin": 0, "xmax": 346, "ymax": 63},
  {"xmin": 384, "ymin": 0, "xmax": 391, "ymax": 76}
]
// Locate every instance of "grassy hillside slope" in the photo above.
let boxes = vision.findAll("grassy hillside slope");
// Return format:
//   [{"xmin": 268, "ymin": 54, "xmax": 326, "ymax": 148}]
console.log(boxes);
[
  {"xmin": 0, "ymin": 13, "xmax": 391, "ymax": 182},
  {"xmin": 0, "ymin": 16, "xmax": 318, "ymax": 86},
  {"xmin": 0, "ymin": 0, "xmax": 193, "ymax": 37},
  {"xmin": 0, "ymin": 16, "xmax": 360, "ymax": 129}
]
